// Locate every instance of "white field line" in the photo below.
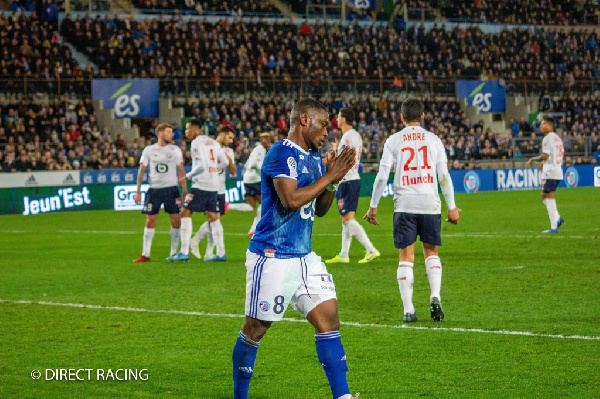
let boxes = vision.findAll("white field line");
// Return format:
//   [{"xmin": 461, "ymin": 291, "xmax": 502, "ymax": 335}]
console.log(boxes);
[
  {"xmin": 1, "ymin": 299, "xmax": 598, "ymax": 342},
  {"xmin": 0, "ymin": 229, "xmax": 596, "ymax": 240}
]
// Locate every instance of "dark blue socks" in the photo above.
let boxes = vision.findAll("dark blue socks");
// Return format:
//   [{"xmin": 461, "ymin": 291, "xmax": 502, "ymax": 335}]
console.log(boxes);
[
  {"xmin": 232, "ymin": 331, "xmax": 259, "ymax": 399},
  {"xmin": 315, "ymin": 331, "xmax": 350, "ymax": 398}
]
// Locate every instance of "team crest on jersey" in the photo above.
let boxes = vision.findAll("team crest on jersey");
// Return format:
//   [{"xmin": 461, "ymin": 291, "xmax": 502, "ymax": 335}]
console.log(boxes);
[
  {"xmin": 287, "ymin": 157, "xmax": 298, "ymax": 178},
  {"xmin": 259, "ymin": 301, "xmax": 271, "ymax": 312}
]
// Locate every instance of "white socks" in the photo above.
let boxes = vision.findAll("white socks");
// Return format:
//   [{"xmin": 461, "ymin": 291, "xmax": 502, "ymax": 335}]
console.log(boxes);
[
  {"xmin": 170, "ymin": 227, "xmax": 180, "ymax": 256},
  {"xmin": 340, "ymin": 219, "xmax": 376, "ymax": 256},
  {"xmin": 210, "ymin": 220, "xmax": 225, "ymax": 257},
  {"xmin": 180, "ymin": 217, "xmax": 192, "ymax": 255},
  {"xmin": 227, "ymin": 203, "xmax": 254, "ymax": 211},
  {"xmin": 249, "ymin": 204, "xmax": 261, "ymax": 233},
  {"xmin": 340, "ymin": 222, "xmax": 353, "ymax": 258},
  {"xmin": 193, "ymin": 222, "xmax": 210, "ymax": 242},
  {"xmin": 425, "ymin": 256, "xmax": 442, "ymax": 301},
  {"xmin": 142, "ymin": 227, "xmax": 155, "ymax": 258},
  {"xmin": 397, "ymin": 262, "xmax": 415, "ymax": 314},
  {"xmin": 543, "ymin": 198, "xmax": 559, "ymax": 229}
]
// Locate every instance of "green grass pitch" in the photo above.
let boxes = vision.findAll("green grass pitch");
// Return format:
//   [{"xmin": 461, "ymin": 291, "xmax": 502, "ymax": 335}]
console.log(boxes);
[{"xmin": 1, "ymin": 187, "xmax": 599, "ymax": 397}]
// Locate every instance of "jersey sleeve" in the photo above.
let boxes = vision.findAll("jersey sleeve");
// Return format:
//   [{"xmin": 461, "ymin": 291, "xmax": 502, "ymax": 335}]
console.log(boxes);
[
  {"xmin": 542, "ymin": 135, "xmax": 551, "ymax": 155},
  {"xmin": 262, "ymin": 145, "xmax": 298, "ymax": 180},
  {"xmin": 140, "ymin": 148, "xmax": 150, "ymax": 167},
  {"xmin": 175, "ymin": 147, "xmax": 183, "ymax": 165}
]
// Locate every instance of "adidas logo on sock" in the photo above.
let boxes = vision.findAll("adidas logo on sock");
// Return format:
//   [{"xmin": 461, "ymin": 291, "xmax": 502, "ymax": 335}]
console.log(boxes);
[
  {"xmin": 239, "ymin": 367, "xmax": 253, "ymax": 373},
  {"xmin": 341, "ymin": 355, "xmax": 346, "ymax": 361}
]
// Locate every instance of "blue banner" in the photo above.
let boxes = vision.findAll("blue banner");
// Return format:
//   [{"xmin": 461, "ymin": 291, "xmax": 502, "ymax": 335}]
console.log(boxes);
[
  {"xmin": 456, "ymin": 80, "xmax": 506, "ymax": 113},
  {"xmin": 91, "ymin": 79, "xmax": 159, "ymax": 118}
]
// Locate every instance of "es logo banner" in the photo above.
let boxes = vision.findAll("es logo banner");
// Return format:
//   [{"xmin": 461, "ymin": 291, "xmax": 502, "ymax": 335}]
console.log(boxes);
[
  {"xmin": 456, "ymin": 80, "xmax": 506, "ymax": 113},
  {"xmin": 92, "ymin": 79, "xmax": 159, "ymax": 118}
]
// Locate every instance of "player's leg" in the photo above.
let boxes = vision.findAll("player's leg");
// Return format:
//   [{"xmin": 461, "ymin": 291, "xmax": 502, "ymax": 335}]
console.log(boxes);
[
  {"xmin": 419, "ymin": 214, "xmax": 444, "ymax": 321},
  {"xmin": 394, "ymin": 212, "xmax": 418, "ymax": 322},
  {"xmin": 541, "ymin": 181, "xmax": 562, "ymax": 233},
  {"xmin": 134, "ymin": 189, "xmax": 159, "ymax": 263},
  {"xmin": 296, "ymin": 253, "xmax": 352, "ymax": 399},
  {"xmin": 169, "ymin": 213, "xmax": 181, "ymax": 256},
  {"xmin": 344, "ymin": 181, "xmax": 379, "ymax": 263},
  {"xmin": 135, "ymin": 214, "xmax": 157, "ymax": 262},
  {"xmin": 234, "ymin": 253, "xmax": 295, "ymax": 398},
  {"xmin": 190, "ymin": 221, "xmax": 209, "ymax": 259},
  {"xmin": 327, "ymin": 187, "xmax": 351, "ymax": 263},
  {"xmin": 205, "ymin": 211, "xmax": 226, "ymax": 261},
  {"xmin": 248, "ymin": 195, "xmax": 262, "ymax": 236},
  {"xmin": 165, "ymin": 186, "xmax": 182, "ymax": 257},
  {"xmin": 205, "ymin": 193, "xmax": 226, "ymax": 258},
  {"xmin": 233, "ymin": 316, "xmax": 271, "ymax": 399}
]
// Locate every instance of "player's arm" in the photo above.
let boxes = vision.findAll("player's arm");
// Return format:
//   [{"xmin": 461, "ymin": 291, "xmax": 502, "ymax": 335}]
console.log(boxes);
[
  {"xmin": 177, "ymin": 162, "xmax": 187, "ymax": 198},
  {"xmin": 525, "ymin": 152, "xmax": 549, "ymax": 167},
  {"xmin": 225, "ymin": 151, "xmax": 236, "ymax": 175},
  {"xmin": 273, "ymin": 147, "xmax": 356, "ymax": 213},
  {"xmin": 185, "ymin": 151, "xmax": 206, "ymax": 180},
  {"xmin": 436, "ymin": 161, "xmax": 461, "ymax": 224},
  {"xmin": 135, "ymin": 163, "xmax": 146, "ymax": 204},
  {"xmin": 216, "ymin": 150, "xmax": 230, "ymax": 171},
  {"xmin": 364, "ymin": 141, "xmax": 393, "ymax": 225}
]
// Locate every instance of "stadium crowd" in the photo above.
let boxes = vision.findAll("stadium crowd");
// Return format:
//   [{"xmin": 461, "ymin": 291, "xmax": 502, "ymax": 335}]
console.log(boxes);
[
  {"xmin": 1, "ymin": 93, "xmax": 598, "ymax": 174},
  {"xmin": 53, "ymin": 13, "xmax": 600, "ymax": 97},
  {"xmin": 400, "ymin": 0, "xmax": 598, "ymax": 26},
  {"xmin": 132, "ymin": 0, "xmax": 280, "ymax": 15}
]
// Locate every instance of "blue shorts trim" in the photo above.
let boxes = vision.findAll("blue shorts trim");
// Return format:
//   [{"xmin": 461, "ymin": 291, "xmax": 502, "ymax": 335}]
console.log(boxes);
[
  {"xmin": 393, "ymin": 212, "xmax": 442, "ymax": 249},
  {"xmin": 217, "ymin": 193, "xmax": 226, "ymax": 215},
  {"xmin": 244, "ymin": 183, "xmax": 261, "ymax": 198},
  {"xmin": 335, "ymin": 180, "xmax": 361, "ymax": 216},
  {"xmin": 542, "ymin": 179, "xmax": 561, "ymax": 193},
  {"xmin": 185, "ymin": 188, "xmax": 219, "ymax": 213},
  {"xmin": 142, "ymin": 186, "xmax": 180, "ymax": 215}
]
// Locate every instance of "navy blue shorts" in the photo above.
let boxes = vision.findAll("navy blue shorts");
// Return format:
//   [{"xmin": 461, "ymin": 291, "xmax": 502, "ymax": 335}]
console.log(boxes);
[
  {"xmin": 336, "ymin": 180, "xmax": 361, "ymax": 216},
  {"xmin": 393, "ymin": 212, "xmax": 442, "ymax": 249},
  {"xmin": 542, "ymin": 179, "xmax": 561, "ymax": 193},
  {"xmin": 142, "ymin": 186, "xmax": 180, "ymax": 215},
  {"xmin": 244, "ymin": 183, "xmax": 261, "ymax": 198},
  {"xmin": 217, "ymin": 193, "xmax": 226, "ymax": 215},
  {"xmin": 184, "ymin": 188, "xmax": 219, "ymax": 213}
]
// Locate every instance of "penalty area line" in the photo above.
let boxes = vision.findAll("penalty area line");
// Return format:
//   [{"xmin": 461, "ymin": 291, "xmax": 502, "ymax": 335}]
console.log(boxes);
[{"xmin": 1, "ymin": 299, "xmax": 598, "ymax": 341}]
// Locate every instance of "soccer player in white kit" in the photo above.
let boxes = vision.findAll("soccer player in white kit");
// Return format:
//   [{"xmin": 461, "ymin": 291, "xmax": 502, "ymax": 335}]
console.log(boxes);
[
  {"xmin": 526, "ymin": 116, "xmax": 565, "ymax": 233},
  {"xmin": 189, "ymin": 126, "xmax": 237, "ymax": 260},
  {"xmin": 242, "ymin": 132, "xmax": 273, "ymax": 236},
  {"xmin": 168, "ymin": 119, "xmax": 229, "ymax": 262},
  {"xmin": 133, "ymin": 123, "xmax": 186, "ymax": 263},
  {"xmin": 326, "ymin": 107, "xmax": 380, "ymax": 264},
  {"xmin": 364, "ymin": 98, "xmax": 461, "ymax": 323}
]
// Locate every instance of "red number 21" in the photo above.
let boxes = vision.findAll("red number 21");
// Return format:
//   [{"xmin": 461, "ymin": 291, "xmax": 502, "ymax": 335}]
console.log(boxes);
[{"xmin": 402, "ymin": 146, "xmax": 431, "ymax": 171}]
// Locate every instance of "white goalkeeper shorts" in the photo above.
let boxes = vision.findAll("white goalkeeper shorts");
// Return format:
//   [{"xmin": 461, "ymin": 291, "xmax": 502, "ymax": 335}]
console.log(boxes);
[{"xmin": 244, "ymin": 250, "xmax": 337, "ymax": 322}]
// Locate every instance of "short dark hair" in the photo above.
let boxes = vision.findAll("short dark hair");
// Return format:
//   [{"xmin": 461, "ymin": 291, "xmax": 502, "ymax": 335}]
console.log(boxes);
[
  {"xmin": 218, "ymin": 125, "xmax": 234, "ymax": 135},
  {"xmin": 401, "ymin": 98, "xmax": 424, "ymax": 123},
  {"xmin": 188, "ymin": 118, "xmax": 202, "ymax": 128},
  {"xmin": 339, "ymin": 107, "xmax": 355, "ymax": 125},
  {"xmin": 542, "ymin": 116, "xmax": 554, "ymax": 126},
  {"xmin": 290, "ymin": 98, "xmax": 327, "ymax": 127}
]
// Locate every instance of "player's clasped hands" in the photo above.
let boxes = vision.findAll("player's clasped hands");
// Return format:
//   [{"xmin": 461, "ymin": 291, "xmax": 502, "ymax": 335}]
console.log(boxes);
[{"xmin": 325, "ymin": 147, "xmax": 357, "ymax": 183}]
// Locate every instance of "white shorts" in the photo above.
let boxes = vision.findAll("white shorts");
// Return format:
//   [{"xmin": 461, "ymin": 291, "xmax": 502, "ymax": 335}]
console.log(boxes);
[{"xmin": 244, "ymin": 251, "xmax": 337, "ymax": 321}]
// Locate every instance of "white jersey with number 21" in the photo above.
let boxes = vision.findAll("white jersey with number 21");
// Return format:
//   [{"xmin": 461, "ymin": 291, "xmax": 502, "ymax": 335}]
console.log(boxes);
[{"xmin": 380, "ymin": 126, "xmax": 448, "ymax": 214}]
